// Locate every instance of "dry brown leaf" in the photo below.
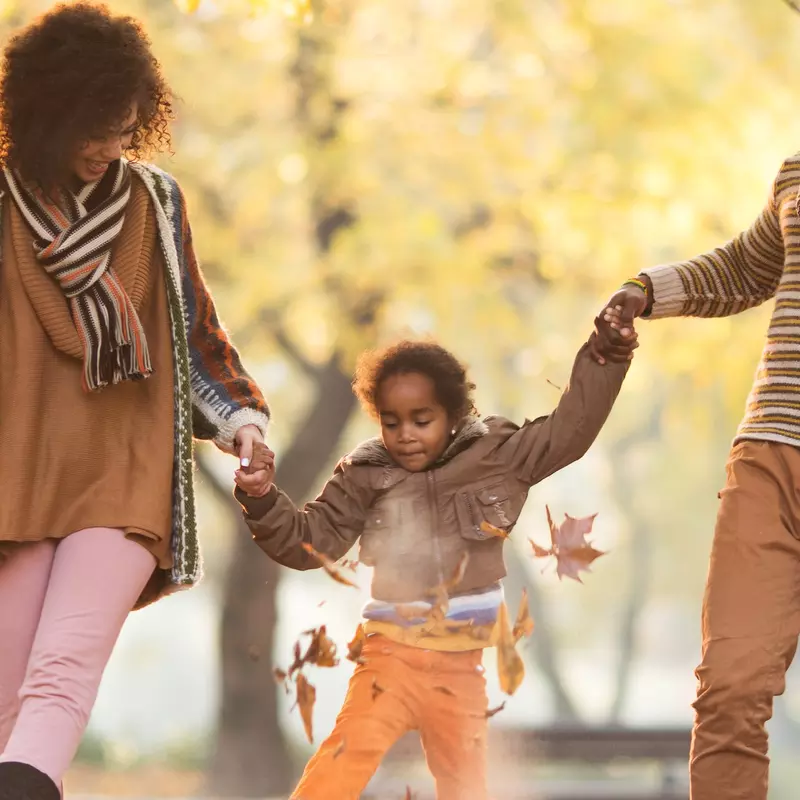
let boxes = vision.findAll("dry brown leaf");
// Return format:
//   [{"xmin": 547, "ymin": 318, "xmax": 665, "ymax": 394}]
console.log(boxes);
[
  {"xmin": 273, "ymin": 667, "xmax": 287, "ymax": 684},
  {"xmin": 479, "ymin": 520, "xmax": 511, "ymax": 540},
  {"xmin": 301, "ymin": 625, "xmax": 339, "ymax": 669},
  {"xmin": 529, "ymin": 507, "xmax": 605, "ymax": 583},
  {"xmin": 446, "ymin": 552, "xmax": 470, "ymax": 590},
  {"xmin": 485, "ymin": 701, "xmax": 506, "ymax": 719},
  {"xmin": 496, "ymin": 601, "xmax": 525, "ymax": 696},
  {"xmin": 295, "ymin": 674, "xmax": 317, "ymax": 743},
  {"xmin": 512, "ymin": 589, "xmax": 535, "ymax": 643},
  {"xmin": 288, "ymin": 640, "xmax": 304, "ymax": 678},
  {"xmin": 301, "ymin": 543, "xmax": 359, "ymax": 588},
  {"xmin": 347, "ymin": 625, "xmax": 366, "ymax": 664}
]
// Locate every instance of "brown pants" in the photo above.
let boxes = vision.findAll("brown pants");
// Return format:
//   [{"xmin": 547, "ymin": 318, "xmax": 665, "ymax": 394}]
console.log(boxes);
[
  {"xmin": 692, "ymin": 440, "xmax": 800, "ymax": 799},
  {"xmin": 292, "ymin": 634, "xmax": 488, "ymax": 800}
]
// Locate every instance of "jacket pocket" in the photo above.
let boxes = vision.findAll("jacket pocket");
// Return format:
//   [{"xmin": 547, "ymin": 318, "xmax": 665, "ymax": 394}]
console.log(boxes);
[{"xmin": 458, "ymin": 481, "xmax": 514, "ymax": 541}]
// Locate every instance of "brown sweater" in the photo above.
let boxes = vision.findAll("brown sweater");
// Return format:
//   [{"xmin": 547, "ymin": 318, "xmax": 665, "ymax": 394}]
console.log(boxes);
[{"xmin": 0, "ymin": 176, "xmax": 174, "ymax": 575}]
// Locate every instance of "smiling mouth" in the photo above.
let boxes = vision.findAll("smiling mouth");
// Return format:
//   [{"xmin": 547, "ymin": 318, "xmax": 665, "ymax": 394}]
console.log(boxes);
[{"xmin": 86, "ymin": 160, "xmax": 109, "ymax": 173}]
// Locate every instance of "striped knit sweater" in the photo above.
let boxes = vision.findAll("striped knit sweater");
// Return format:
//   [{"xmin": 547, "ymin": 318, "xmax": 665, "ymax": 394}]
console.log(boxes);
[
  {"xmin": 643, "ymin": 153, "xmax": 800, "ymax": 446},
  {"xmin": 0, "ymin": 162, "xmax": 270, "ymax": 598}
]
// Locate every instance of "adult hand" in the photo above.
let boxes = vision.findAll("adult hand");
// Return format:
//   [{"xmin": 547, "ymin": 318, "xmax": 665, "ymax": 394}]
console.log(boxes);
[
  {"xmin": 234, "ymin": 425, "xmax": 274, "ymax": 497},
  {"xmin": 589, "ymin": 316, "xmax": 639, "ymax": 366},
  {"xmin": 601, "ymin": 276, "xmax": 652, "ymax": 338}
]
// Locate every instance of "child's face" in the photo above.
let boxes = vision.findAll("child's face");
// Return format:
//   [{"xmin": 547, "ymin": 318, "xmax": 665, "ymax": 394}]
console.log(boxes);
[{"xmin": 376, "ymin": 372, "xmax": 452, "ymax": 472}]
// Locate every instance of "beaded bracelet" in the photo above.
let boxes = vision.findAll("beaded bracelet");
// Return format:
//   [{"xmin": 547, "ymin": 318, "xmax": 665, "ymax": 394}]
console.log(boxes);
[{"xmin": 621, "ymin": 277, "xmax": 648, "ymax": 296}]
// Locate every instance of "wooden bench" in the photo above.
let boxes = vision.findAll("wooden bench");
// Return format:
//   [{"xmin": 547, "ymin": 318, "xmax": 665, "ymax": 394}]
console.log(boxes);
[{"xmin": 368, "ymin": 725, "xmax": 691, "ymax": 799}]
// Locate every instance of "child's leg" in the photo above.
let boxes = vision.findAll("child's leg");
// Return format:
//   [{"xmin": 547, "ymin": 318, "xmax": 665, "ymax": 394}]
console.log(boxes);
[
  {"xmin": 418, "ymin": 649, "xmax": 489, "ymax": 800},
  {"xmin": 0, "ymin": 528, "xmax": 156, "ymax": 785},
  {"xmin": 0, "ymin": 541, "xmax": 57, "ymax": 751},
  {"xmin": 291, "ymin": 635, "xmax": 418, "ymax": 800}
]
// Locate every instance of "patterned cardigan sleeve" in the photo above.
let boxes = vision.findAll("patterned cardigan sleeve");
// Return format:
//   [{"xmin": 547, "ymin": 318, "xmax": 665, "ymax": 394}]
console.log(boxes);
[{"xmin": 178, "ymin": 191, "xmax": 270, "ymax": 453}]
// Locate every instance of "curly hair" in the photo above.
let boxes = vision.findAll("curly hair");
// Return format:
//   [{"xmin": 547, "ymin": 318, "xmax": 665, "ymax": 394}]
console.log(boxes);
[
  {"xmin": 353, "ymin": 340, "xmax": 478, "ymax": 421},
  {"xmin": 0, "ymin": 3, "xmax": 173, "ymax": 187}
]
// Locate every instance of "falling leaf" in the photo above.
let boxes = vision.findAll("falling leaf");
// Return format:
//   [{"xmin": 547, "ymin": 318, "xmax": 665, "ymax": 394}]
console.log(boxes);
[
  {"xmin": 496, "ymin": 602, "xmax": 525, "ymax": 696},
  {"xmin": 340, "ymin": 558, "xmax": 360, "ymax": 572},
  {"xmin": 480, "ymin": 520, "xmax": 511, "ymax": 540},
  {"xmin": 372, "ymin": 678, "xmax": 386, "ymax": 701},
  {"xmin": 445, "ymin": 552, "xmax": 470, "ymax": 590},
  {"xmin": 405, "ymin": 788, "xmax": 415, "ymax": 800},
  {"xmin": 301, "ymin": 626, "xmax": 339, "ymax": 669},
  {"xmin": 296, "ymin": 674, "xmax": 317, "ymax": 743},
  {"xmin": 273, "ymin": 667, "xmax": 288, "ymax": 684},
  {"xmin": 434, "ymin": 685, "xmax": 456, "ymax": 696},
  {"xmin": 347, "ymin": 625, "xmax": 367, "ymax": 663},
  {"xmin": 333, "ymin": 737, "xmax": 346, "ymax": 759},
  {"xmin": 317, "ymin": 600, "xmax": 327, "ymax": 608},
  {"xmin": 528, "ymin": 507, "xmax": 605, "ymax": 583},
  {"xmin": 485, "ymin": 701, "xmax": 506, "ymax": 718},
  {"xmin": 302, "ymin": 543, "xmax": 359, "ymax": 588},
  {"xmin": 512, "ymin": 589, "xmax": 535, "ymax": 643}
]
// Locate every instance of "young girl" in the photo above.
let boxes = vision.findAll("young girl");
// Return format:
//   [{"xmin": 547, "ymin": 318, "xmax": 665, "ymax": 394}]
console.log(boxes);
[{"xmin": 236, "ymin": 323, "xmax": 635, "ymax": 800}]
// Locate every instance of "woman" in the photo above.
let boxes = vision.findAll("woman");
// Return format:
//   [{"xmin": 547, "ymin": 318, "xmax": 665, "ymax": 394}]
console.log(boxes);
[{"xmin": 0, "ymin": 4, "xmax": 272, "ymax": 797}]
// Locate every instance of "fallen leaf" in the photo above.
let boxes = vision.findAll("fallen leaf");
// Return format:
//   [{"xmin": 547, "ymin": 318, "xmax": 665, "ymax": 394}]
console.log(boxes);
[
  {"xmin": 347, "ymin": 625, "xmax": 367, "ymax": 663},
  {"xmin": 512, "ymin": 589, "xmax": 535, "ymax": 643},
  {"xmin": 528, "ymin": 507, "xmax": 605, "ymax": 583},
  {"xmin": 372, "ymin": 678, "xmax": 386, "ymax": 701},
  {"xmin": 288, "ymin": 640, "xmax": 304, "ymax": 678},
  {"xmin": 496, "ymin": 601, "xmax": 525, "ymax": 696},
  {"xmin": 333, "ymin": 737, "xmax": 346, "ymax": 759},
  {"xmin": 295, "ymin": 674, "xmax": 317, "ymax": 743},
  {"xmin": 479, "ymin": 520, "xmax": 511, "ymax": 540},
  {"xmin": 301, "ymin": 543, "xmax": 359, "ymax": 588},
  {"xmin": 434, "ymin": 685, "xmax": 456, "ymax": 696},
  {"xmin": 485, "ymin": 701, "xmax": 506, "ymax": 718},
  {"xmin": 273, "ymin": 667, "xmax": 287, "ymax": 684}
]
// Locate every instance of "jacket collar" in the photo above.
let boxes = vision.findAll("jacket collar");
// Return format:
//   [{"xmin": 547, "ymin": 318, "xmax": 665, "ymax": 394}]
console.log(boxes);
[{"xmin": 345, "ymin": 415, "xmax": 489, "ymax": 468}]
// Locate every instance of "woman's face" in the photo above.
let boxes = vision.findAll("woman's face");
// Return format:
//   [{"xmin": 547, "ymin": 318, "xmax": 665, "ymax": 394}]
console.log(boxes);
[
  {"xmin": 70, "ymin": 104, "xmax": 139, "ymax": 183},
  {"xmin": 376, "ymin": 371, "xmax": 453, "ymax": 472}
]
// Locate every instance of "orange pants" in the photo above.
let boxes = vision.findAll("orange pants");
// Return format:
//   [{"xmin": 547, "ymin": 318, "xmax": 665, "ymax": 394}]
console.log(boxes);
[
  {"xmin": 691, "ymin": 441, "xmax": 800, "ymax": 799},
  {"xmin": 292, "ymin": 634, "xmax": 489, "ymax": 800}
]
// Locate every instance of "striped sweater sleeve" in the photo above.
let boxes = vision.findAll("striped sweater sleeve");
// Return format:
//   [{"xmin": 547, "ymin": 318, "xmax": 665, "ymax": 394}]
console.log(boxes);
[
  {"xmin": 179, "ymin": 194, "xmax": 270, "ymax": 453},
  {"xmin": 642, "ymin": 164, "xmax": 787, "ymax": 319}
]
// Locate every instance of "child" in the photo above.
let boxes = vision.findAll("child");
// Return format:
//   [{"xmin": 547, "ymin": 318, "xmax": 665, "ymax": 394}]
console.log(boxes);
[{"xmin": 235, "ymin": 320, "xmax": 636, "ymax": 800}]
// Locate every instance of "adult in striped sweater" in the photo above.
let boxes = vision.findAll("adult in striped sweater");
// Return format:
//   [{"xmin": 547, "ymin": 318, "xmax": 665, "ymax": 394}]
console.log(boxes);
[
  {"xmin": 236, "ymin": 330, "xmax": 635, "ymax": 800},
  {"xmin": 595, "ymin": 156, "xmax": 800, "ymax": 800},
  {"xmin": 0, "ymin": 5, "xmax": 271, "ymax": 799}
]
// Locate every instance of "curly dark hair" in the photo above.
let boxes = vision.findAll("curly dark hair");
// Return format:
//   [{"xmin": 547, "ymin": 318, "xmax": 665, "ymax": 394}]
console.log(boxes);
[
  {"xmin": 353, "ymin": 340, "xmax": 478, "ymax": 421},
  {"xmin": 0, "ymin": 3, "xmax": 173, "ymax": 187}
]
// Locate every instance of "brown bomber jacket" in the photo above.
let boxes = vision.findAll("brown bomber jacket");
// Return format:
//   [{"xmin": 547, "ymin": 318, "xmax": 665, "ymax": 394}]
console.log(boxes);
[{"xmin": 236, "ymin": 341, "xmax": 628, "ymax": 603}]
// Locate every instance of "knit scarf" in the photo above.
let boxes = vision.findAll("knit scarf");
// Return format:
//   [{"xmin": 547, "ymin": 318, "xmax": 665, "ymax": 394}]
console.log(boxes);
[{"xmin": 4, "ymin": 159, "xmax": 152, "ymax": 391}]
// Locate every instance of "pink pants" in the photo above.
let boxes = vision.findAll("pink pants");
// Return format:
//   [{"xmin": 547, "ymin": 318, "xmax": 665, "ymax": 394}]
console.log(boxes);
[{"xmin": 0, "ymin": 528, "xmax": 156, "ymax": 786}]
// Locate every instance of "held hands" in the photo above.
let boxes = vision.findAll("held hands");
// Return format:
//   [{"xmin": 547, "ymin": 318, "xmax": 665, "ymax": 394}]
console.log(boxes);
[
  {"xmin": 234, "ymin": 425, "xmax": 275, "ymax": 498},
  {"xmin": 589, "ymin": 277, "xmax": 652, "ymax": 365},
  {"xmin": 590, "ymin": 315, "xmax": 638, "ymax": 365}
]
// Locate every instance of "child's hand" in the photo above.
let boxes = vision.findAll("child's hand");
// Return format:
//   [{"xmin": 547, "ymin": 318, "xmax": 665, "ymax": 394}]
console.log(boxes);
[
  {"xmin": 590, "ymin": 315, "xmax": 638, "ymax": 366},
  {"xmin": 235, "ymin": 441, "xmax": 275, "ymax": 498}
]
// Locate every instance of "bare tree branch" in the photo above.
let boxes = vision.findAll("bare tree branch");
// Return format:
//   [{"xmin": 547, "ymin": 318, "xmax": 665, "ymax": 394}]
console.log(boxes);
[{"xmin": 268, "ymin": 317, "xmax": 322, "ymax": 380}]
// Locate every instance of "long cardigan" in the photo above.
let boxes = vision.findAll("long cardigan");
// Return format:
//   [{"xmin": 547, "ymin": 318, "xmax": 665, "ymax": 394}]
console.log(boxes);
[{"xmin": 0, "ymin": 161, "xmax": 270, "ymax": 595}]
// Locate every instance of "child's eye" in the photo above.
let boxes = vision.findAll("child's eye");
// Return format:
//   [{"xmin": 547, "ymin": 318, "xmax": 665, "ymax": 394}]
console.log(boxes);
[
  {"xmin": 416, "ymin": 420, "xmax": 431, "ymax": 427},
  {"xmin": 382, "ymin": 422, "xmax": 398, "ymax": 430}
]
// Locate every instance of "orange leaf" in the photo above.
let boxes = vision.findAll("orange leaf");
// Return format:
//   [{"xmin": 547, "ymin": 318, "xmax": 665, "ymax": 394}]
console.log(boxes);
[
  {"xmin": 301, "ymin": 625, "xmax": 339, "ymax": 668},
  {"xmin": 295, "ymin": 674, "xmax": 316, "ymax": 743},
  {"xmin": 347, "ymin": 625, "xmax": 366, "ymax": 664},
  {"xmin": 301, "ymin": 543, "xmax": 359, "ymax": 588},
  {"xmin": 512, "ymin": 589, "xmax": 535, "ymax": 643},
  {"xmin": 530, "ymin": 507, "xmax": 605, "ymax": 583},
  {"xmin": 480, "ymin": 521, "xmax": 511, "ymax": 539},
  {"xmin": 496, "ymin": 601, "xmax": 525, "ymax": 696}
]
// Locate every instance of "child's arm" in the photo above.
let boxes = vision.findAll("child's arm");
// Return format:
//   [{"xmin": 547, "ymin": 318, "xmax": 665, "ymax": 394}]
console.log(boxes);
[
  {"xmin": 499, "ymin": 324, "xmax": 632, "ymax": 485},
  {"xmin": 234, "ymin": 453, "xmax": 375, "ymax": 570}
]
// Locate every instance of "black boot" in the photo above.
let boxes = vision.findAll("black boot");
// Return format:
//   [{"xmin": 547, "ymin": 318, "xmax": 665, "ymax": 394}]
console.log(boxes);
[{"xmin": 0, "ymin": 763, "xmax": 60, "ymax": 800}]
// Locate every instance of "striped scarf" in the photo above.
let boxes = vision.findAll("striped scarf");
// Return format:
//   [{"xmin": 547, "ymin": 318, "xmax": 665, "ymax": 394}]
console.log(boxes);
[{"xmin": 4, "ymin": 159, "xmax": 152, "ymax": 391}]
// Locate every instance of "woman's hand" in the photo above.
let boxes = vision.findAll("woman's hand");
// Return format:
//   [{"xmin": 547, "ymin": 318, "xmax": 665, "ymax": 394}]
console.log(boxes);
[
  {"xmin": 589, "ymin": 278, "xmax": 651, "ymax": 364},
  {"xmin": 234, "ymin": 425, "xmax": 274, "ymax": 497}
]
